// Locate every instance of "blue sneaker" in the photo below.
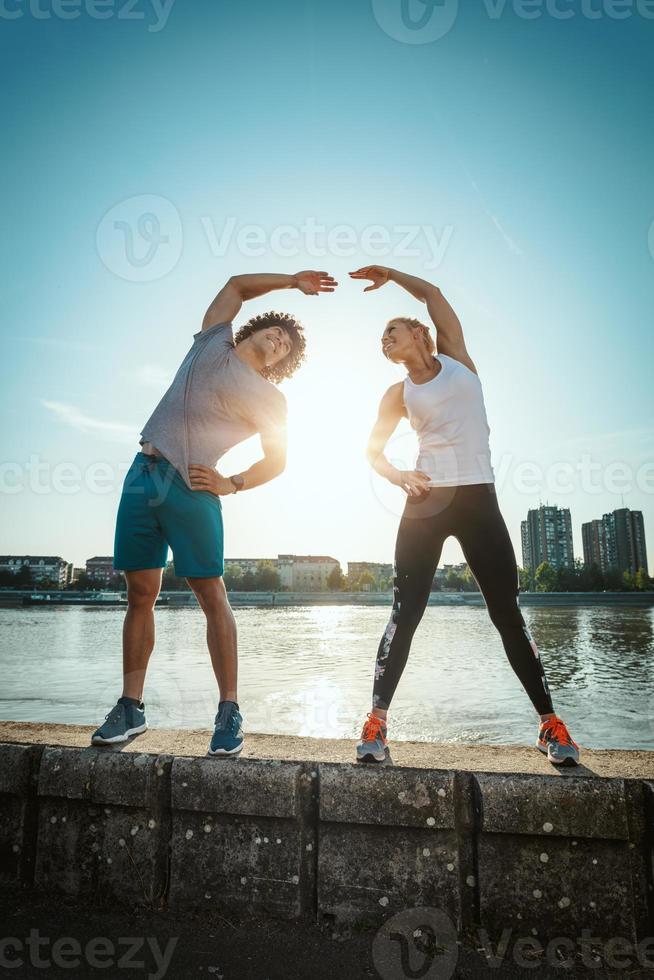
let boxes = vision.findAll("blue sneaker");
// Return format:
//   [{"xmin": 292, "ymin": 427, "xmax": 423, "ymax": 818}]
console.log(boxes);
[
  {"xmin": 207, "ymin": 701, "xmax": 244, "ymax": 757},
  {"xmin": 91, "ymin": 697, "xmax": 147, "ymax": 745}
]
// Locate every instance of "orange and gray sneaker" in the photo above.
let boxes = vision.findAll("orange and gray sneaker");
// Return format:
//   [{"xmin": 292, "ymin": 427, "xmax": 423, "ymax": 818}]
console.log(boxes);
[
  {"xmin": 537, "ymin": 716, "xmax": 580, "ymax": 767},
  {"xmin": 356, "ymin": 712, "xmax": 389, "ymax": 763}
]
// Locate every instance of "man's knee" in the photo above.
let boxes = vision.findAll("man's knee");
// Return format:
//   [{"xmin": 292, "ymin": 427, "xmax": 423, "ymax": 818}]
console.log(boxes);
[
  {"xmin": 125, "ymin": 570, "xmax": 161, "ymax": 609},
  {"xmin": 188, "ymin": 576, "xmax": 229, "ymax": 610}
]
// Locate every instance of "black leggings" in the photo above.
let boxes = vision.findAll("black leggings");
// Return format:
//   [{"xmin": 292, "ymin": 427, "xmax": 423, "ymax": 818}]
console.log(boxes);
[{"xmin": 372, "ymin": 484, "xmax": 554, "ymax": 716}]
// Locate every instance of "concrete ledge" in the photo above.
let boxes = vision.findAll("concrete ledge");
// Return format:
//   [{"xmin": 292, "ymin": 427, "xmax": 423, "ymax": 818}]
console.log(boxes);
[
  {"xmin": 474, "ymin": 772, "xmax": 630, "ymax": 839},
  {"xmin": 318, "ymin": 765, "xmax": 464, "ymax": 924},
  {"xmin": 1, "ymin": 725, "xmax": 653, "ymax": 944},
  {"xmin": 320, "ymin": 764, "xmax": 456, "ymax": 828},
  {"xmin": 0, "ymin": 742, "xmax": 36, "ymax": 797},
  {"xmin": 33, "ymin": 746, "xmax": 171, "ymax": 905},
  {"xmin": 171, "ymin": 756, "xmax": 304, "ymax": 818},
  {"xmin": 2, "ymin": 721, "xmax": 653, "ymax": 778},
  {"xmin": 0, "ymin": 742, "xmax": 41, "ymax": 884},
  {"xmin": 168, "ymin": 757, "xmax": 317, "ymax": 917}
]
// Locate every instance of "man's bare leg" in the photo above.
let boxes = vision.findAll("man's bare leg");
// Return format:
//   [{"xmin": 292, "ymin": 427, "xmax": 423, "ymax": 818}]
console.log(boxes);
[
  {"xmin": 121, "ymin": 568, "xmax": 163, "ymax": 700},
  {"xmin": 187, "ymin": 576, "xmax": 237, "ymax": 702}
]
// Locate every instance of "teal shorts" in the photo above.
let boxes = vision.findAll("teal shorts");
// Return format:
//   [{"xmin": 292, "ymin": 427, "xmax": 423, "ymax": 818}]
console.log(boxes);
[{"xmin": 113, "ymin": 453, "xmax": 224, "ymax": 578}]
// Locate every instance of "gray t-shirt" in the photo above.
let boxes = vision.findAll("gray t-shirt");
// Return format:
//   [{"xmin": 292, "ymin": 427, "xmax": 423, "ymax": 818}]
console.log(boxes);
[{"xmin": 139, "ymin": 322, "xmax": 287, "ymax": 488}]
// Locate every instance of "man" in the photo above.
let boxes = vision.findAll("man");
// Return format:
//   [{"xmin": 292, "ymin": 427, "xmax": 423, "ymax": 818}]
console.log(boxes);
[
  {"xmin": 350, "ymin": 265, "xmax": 579, "ymax": 767},
  {"xmin": 92, "ymin": 269, "xmax": 337, "ymax": 755}
]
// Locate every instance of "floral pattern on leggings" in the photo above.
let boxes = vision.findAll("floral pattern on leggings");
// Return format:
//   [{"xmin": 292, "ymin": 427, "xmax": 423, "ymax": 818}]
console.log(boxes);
[{"xmin": 373, "ymin": 574, "xmax": 401, "ymax": 689}]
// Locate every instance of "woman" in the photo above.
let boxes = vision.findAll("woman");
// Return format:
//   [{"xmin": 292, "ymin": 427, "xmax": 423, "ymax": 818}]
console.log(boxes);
[{"xmin": 349, "ymin": 265, "xmax": 579, "ymax": 767}]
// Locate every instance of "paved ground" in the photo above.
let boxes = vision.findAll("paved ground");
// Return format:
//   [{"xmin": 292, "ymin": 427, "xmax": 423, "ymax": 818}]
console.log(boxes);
[
  {"xmin": 2, "ymin": 886, "xmax": 649, "ymax": 980},
  {"xmin": 1, "ymin": 720, "xmax": 653, "ymax": 779}
]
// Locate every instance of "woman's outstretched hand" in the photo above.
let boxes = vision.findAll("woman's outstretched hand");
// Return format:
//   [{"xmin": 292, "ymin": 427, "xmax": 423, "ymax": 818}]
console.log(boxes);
[{"xmin": 349, "ymin": 266, "xmax": 391, "ymax": 292}]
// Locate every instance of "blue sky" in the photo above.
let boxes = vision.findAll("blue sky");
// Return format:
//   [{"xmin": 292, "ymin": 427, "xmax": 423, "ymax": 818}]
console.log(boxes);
[{"xmin": 1, "ymin": 0, "xmax": 653, "ymax": 571}]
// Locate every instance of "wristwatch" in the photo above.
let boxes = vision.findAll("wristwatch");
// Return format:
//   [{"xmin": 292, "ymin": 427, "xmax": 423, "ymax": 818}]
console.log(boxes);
[{"xmin": 229, "ymin": 474, "xmax": 245, "ymax": 494}]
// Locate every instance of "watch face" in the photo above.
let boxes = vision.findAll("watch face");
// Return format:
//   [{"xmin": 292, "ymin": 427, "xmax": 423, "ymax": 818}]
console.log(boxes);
[{"xmin": 231, "ymin": 475, "xmax": 244, "ymax": 490}]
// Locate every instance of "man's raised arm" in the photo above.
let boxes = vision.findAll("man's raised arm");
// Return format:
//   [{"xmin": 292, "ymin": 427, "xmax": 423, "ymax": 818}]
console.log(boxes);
[{"xmin": 202, "ymin": 271, "xmax": 337, "ymax": 331}]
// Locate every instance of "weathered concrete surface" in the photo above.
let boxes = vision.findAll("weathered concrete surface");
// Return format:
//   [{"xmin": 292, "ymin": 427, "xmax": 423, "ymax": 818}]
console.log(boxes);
[
  {"xmin": 33, "ymin": 746, "xmax": 171, "ymax": 905},
  {"xmin": 474, "ymin": 774, "xmax": 648, "ymax": 943},
  {"xmin": 1, "ymin": 726, "xmax": 654, "ymax": 949},
  {"xmin": 168, "ymin": 757, "xmax": 317, "ymax": 918},
  {"xmin": 319, "ymin": 765, "xmax": 463, "ymax": 924},
  {"xmin": 0, "ymin": 741, "xmax": 41, "ymax": 884},
  {"xmin": 2, "ymin": 720, "xmax": 653, "ymax": 778}
]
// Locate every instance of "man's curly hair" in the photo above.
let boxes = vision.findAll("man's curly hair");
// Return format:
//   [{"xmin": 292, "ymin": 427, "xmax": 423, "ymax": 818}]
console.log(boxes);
[{"xmin": 233, "ymin": 311, "xmax": 307, "ymax": 383}]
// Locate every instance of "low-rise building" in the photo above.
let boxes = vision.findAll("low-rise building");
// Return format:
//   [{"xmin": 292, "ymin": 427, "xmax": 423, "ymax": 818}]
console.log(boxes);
[
  {"xmin": 0, "ymin": 555, "xmax": 70, "ymax": 587},
  {"xmin": 223, "ymin": 558, "xmax": 272, "ymax": 576},
  {"xmin": 278, "ymin": 554, "xmax": 341, "ymax": 592},
  {"xmin": 86, "ymin": 556, "xmax": 118, "ymax": 586}
]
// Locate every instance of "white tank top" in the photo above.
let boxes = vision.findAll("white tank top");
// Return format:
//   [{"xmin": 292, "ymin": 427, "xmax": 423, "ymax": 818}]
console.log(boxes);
[{"xmin": 403, "ymin": 355, "xmax": 494, "ymax": 487}]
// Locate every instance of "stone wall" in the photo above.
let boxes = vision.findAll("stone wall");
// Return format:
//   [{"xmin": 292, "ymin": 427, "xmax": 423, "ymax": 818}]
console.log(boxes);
[{"xmin": 1, "ymin": 740, "xmax": 652, "ymax": 945}]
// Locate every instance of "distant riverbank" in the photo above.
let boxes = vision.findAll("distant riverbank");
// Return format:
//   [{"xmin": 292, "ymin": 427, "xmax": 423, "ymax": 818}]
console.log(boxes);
[{"xmin": 1, "ymin": 589, "xmax": 653, "ymax": 608}]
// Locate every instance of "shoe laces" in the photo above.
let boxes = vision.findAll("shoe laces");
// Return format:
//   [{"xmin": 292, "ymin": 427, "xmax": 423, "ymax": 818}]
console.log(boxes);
[
  {"xmin": 361, "ymin": 712, "xmax": 386, "ymax": 742},
  {"xmin": 542, "ymin": 717, "xmax": 576, "ymax": 748},
  {"xmin": 104, "ymin": 704, "xmax": 123, "ymax": 724},
  {"xmin": 217, "ymin": 705, "xmax": 239, "ymax": 734}
]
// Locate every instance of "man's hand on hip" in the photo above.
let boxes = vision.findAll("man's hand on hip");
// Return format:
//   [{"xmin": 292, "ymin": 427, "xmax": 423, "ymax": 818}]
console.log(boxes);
[{"xmin": 188, "ymin": 465, "xmax": 234, "ymax": 496}]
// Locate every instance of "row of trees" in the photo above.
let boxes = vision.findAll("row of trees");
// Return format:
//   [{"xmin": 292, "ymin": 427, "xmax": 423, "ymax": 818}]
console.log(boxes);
[
  {"xmin": 0, "ymin": 567, "xmax": 34, "ymax": 588},
  {"xmin": 519, "ymin": 561, "xmax": 653, "ymax": 593},
  {"xmin": 2, "ymin": 561, "xmax": 652, "ymax": 594},
  {"xmin": 160, "ymin": 562, "xmax": 283, "ymax": 593},
  {"xmin": 325, "ymin": 568, "xmax": 393, "ymax": 592},
  {"xmin": 0, "ymin": 564, "xmax": 378, "ymax": 593}
]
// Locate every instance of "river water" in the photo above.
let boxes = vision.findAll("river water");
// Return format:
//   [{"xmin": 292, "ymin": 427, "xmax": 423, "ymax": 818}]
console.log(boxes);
[{"xmin": 1, "ymin": 605, "xmax": 652, "ymax": 750}]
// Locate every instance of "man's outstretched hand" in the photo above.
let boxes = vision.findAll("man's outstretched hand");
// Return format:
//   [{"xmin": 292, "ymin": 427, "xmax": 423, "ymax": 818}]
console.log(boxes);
[
  {"xmin": 294, "ymin": 271, "xmax": 338, "ymax": 295},
  {"xmin": 349, "ymin": 266, "xmax": 391, "ymax": 292}
]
